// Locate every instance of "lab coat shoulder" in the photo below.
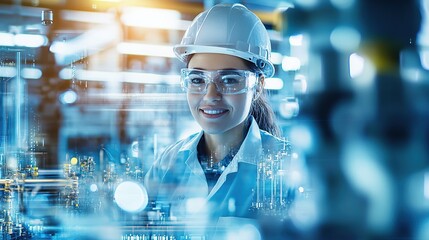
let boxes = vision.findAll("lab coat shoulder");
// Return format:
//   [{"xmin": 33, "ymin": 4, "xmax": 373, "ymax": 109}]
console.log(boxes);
[
  {"xmin": 260, "ymin": 130, "xmax": 309, "ymax": 190},
  {"xmin": 144, "ymin": 132, "xmax": 200, "ymax": 198},
  {"xmin": 259, "ymin": 129, "xmax": 291, "ymax": 154}
]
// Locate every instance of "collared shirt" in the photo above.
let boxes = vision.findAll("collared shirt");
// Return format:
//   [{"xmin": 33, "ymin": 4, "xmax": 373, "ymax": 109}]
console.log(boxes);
[{"xmin": 144, "ymin": 116, "xmax": 292, "ymax": 221}]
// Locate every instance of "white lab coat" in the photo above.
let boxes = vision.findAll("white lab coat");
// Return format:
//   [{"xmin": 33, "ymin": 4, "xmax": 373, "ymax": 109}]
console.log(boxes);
[{"xmin": 144, "ymin": 116, "xmax": 292, "ymax": 223}]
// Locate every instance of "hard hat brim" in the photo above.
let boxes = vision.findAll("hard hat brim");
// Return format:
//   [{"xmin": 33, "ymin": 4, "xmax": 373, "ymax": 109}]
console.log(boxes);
[{"xmin": 173, "ymin": 45, "xmax": 275, "ymax": 78}]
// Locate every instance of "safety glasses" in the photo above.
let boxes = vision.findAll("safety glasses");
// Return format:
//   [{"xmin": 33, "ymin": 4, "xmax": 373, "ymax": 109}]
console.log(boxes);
[{"xmin": 180, "ymin": 68, "xmax": 258, "ymax": 95}]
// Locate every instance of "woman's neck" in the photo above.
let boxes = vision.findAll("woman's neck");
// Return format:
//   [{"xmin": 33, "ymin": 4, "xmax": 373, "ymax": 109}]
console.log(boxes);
[{"xmin": 202, "ymin": 120, "xmax": 249, "ymax": 163}]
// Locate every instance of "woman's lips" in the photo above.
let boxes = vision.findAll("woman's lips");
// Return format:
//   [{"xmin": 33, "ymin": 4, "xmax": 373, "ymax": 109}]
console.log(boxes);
[{"xmin": 200, "ymin": 108, "xmax": 228, "ymax": 118}]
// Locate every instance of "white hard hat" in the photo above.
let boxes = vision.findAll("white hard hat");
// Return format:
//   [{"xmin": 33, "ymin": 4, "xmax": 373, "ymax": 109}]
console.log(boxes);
[{"xmin": 173, "ymin": 3, "xmax": 275, "ymax": 77}]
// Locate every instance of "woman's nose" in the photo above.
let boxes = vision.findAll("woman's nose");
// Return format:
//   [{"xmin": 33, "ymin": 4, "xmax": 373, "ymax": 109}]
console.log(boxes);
[{"xmin": 203, "ymin": 82, "xmax": 222, "ymax": 101}]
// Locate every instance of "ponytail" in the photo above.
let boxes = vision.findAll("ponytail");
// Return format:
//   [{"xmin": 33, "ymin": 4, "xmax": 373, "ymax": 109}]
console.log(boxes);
[
  {"xmin": 249, "ymin": 89, "xmax": 282, "ymax": 138},
  {"xmin": 245, "ymin": 61, "xmax": 281, "ymax": 137}
]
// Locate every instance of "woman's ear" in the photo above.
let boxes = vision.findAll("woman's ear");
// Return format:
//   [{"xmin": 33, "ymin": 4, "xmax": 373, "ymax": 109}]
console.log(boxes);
[{"xmin": 254, "ymin": 75, "xmax": 264, "ymax": 101}]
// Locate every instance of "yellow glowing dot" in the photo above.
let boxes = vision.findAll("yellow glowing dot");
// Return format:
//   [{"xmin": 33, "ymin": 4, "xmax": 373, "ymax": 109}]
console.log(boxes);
[{"xmin": 70, "ymin": 157, "xmax": 78, "ymax": 165}]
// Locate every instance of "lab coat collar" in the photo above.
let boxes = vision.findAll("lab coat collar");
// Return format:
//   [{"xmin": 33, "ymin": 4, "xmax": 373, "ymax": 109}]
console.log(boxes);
[
  {"xmin": 181, "ymin": 131, "xmax": 204, "ymax": 153},
  {"xmin": 207, "ymin": 117, "xmax": 263, "ymax": 198},
  {"xmin": 178, "ymin": 116, "xmax": 263, "ymax": 199},
  {"xmin": 180, "ymin": 116, "xmax": 262, "ymax": 166},
  {"xmin": 181, "ymin": 131, "xmax": 206, "ymax": 182},
  {"xmin": 235, "ymin": 116, "xmax": 263, "ymax": 165}
]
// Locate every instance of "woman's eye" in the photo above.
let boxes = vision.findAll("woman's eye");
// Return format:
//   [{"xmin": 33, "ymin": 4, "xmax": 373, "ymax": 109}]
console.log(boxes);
[
  {"xmin": 221, "ymin": 75, "xmax": 241, "ymax": 85},
  {"xmin": 189, "ymin": 76, "xmax": 205, "ymax": 84}
]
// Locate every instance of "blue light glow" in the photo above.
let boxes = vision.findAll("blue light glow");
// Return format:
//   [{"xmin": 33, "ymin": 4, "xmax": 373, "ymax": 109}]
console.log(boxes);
[
  {"xmin": 114, "ymin": 181, "xmax": 148, "ymax": 213},
  {"xmin": 59, "ymin": 89, "xmax": 78, "ymax": 105}
]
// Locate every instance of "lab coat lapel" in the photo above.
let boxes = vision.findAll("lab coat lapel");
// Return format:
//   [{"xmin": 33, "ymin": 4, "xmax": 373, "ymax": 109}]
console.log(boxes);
[
  {"xmin": 207, "ymin": 118, "xmax": 262, "ymax": 199},
  {"xmin": 183, "ymin": 131, "xmax": 209, "ymax": 195}
]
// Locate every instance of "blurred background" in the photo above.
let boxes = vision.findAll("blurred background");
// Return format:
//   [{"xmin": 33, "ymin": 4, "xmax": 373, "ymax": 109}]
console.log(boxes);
[{"xmin": 0, "ymin": 0, "xmax": 428, "ymax": 239}]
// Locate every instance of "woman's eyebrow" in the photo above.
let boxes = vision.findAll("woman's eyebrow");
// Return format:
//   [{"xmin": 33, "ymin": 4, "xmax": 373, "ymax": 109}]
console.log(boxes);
[
  {"xmin": 220, "ymin": 68, "xmax": 240, "ymax": 71},
  {"xmin": 189, "ymin": 68, "xmax": 241, "ymax": 71}
]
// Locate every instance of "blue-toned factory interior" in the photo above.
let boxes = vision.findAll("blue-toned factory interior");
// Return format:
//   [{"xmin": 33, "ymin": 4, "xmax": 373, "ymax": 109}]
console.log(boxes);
[{"xmin": 1, "ymin": 0, "xmax": 428, "ymax": 239}]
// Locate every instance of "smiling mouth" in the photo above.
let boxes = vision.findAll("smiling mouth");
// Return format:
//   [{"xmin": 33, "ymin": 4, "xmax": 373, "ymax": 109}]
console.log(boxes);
[
  {"xmin": 202, "ymin": 109, "xmax": 227, "ymax": 115},
  {"xmin": 200, "ymin": 109, "xmax": 228, "ymax": 117}
]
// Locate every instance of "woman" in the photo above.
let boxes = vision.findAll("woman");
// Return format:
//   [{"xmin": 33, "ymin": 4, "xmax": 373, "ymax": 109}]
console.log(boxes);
[{"xmin": 144, "ymin": 3, "xmax": 293, "ymax": 223}]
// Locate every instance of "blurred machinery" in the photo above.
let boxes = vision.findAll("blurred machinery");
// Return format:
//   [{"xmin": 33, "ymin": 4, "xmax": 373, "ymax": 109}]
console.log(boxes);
[
  {"xmin": 253, "ymin": 142, "xmax": 296, "ymax": 218},
  {"xmin": 283, "ymin": 0, "xmax": 429, "ymax": 239},
  {"xmin": 0, "ymin": 146, "xmax": 309, "ymax": 239}
]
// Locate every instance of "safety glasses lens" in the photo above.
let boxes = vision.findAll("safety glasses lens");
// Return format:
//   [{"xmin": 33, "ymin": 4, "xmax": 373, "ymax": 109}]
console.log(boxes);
[{"xmin": 181, "ymin": 69, "xmax": 256, "ymax": 94}]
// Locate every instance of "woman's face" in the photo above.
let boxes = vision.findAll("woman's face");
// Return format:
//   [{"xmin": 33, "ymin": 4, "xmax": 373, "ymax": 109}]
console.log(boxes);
[{"xmin": 187, "ymin": 53, "xmax": 255, "ymax": 135}]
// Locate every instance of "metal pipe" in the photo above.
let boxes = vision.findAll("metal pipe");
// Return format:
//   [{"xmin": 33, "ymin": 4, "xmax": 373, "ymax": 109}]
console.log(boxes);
[{"xmin": 14, "ymin": 51, "xmax": 22, "ymax": 149}]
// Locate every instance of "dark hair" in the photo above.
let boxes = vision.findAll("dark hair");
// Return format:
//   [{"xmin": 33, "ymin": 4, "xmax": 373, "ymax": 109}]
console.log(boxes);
[
  {"xmin": 249, "ymin": 81, "xmax": 282, "ymax": 138},
  {"xmin": 246, "ymin": 61, "xmax": 282, "ymax": 137}
]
